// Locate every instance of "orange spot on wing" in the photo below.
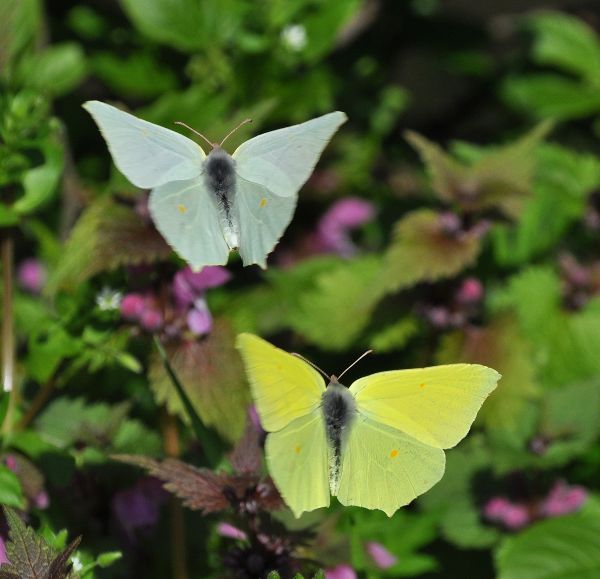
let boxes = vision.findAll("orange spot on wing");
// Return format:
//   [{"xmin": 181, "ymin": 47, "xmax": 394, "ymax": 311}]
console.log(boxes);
[
  {"xmin": 419, "ymin": 383, "xmax": 426, "ymax": 389},
  {"xmin": 177, "ymin": 204, "xmax": 188, "ymax": 214},
  {"xmin": 390, "ymin": 449, "xmax": 398, "ymax": 459},
  {"xmin": 295, "ymin": 445, "xmax": 302, "ymax": 454},
  {"xmin": 259, "ymin": 198, "xmax": 267, "ymax": 208}
]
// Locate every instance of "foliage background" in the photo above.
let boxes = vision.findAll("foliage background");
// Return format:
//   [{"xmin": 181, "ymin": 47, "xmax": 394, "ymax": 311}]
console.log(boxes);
[{"xmin": 2, "ymin": 0, "xmax": 600, "ymax": 577}]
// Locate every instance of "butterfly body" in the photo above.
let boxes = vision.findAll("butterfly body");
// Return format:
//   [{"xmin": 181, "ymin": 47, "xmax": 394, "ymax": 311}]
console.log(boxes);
[
  {"xmin": 236, "ymin": 333, "xmax": 501, "ymax": 517},
  {"xmin": 203, "ymin": 147, "xmax": 239, "ymax": 248},
  {"xmin": 83, "ymin": 100, "xmax": 347, "ymax": 269}
]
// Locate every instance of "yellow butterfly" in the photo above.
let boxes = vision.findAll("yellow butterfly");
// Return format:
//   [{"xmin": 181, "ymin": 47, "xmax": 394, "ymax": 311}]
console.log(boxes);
[{"xmin": 236, "ymin": 333, "xmax": 501, "ymax": 517}]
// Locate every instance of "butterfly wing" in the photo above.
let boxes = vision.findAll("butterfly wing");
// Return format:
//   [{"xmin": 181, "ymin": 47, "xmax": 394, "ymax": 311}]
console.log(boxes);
[
  {"xmin": 235, "ymin": 176, "xmax": 297, "ymax": 268},
  {"xmin": 266, "ymin": 410, "xmax": 330, "ymax": 518},
  {"xmin": 149, "ymin": 177, "xmax": 230, "ymax": 268},
  {"xmin": 83, "ymin": 100, "xmax": 205, "ymax": 189},
  {"xmin": 235, "ymin": 333, "xmax": 325, "ymax": 432},
  {"xmin": 232, "ymin": 111, "xmax": 347, "ymax": 198},
  {"xmin": 335, "ymin": 415, "xmax": 445, "ymax": 517},
  {"xmin": 349, "ymin": 365, "xmax": 501, "ymax": 449}
]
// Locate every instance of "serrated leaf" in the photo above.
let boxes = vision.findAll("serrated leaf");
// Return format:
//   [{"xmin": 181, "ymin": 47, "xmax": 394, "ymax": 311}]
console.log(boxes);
[
  {"xmin": 406, "ymin": 124, "xmax": 551, "ymax": 217},
  {"xmin": 383, "ymin": 210, "xmax": 482, "ymax": 293},
  {"xmin": 495, "ymin": 508, "xmax": 600, "ymax": 579},
  {"xmin": 437, "ymin": 316, "xmax": 540, "ymax": 444},
  {"xmin": 149, "ymin": 320, "xmax": 248, "ymax": 443},
  {"xmin": 528, "ymin": 11, "xmax": 600, "ymax": 85},
  {"xmin": 492, "ymin": 144, "xmax": 600, "ymax": 265},
  {"xmin": 288, "ymin": 256, "xmax": 385, "ymax": 351},
  {"xmin": 47, "ymin": 197, "xmax": 171, "ymax": 293},
  {"xmin": 114, "ymin": 455, "xmax": 282, "ymax": 514},
  {"xmin": 0, "ymin": 507, "xmax": 80, "ymax": 579}
]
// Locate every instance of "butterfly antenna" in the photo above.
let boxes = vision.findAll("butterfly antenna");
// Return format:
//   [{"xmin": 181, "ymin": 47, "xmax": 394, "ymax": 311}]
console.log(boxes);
[
  {"xmin": 337, "ymin": 350, "xmax": 373, "ymax": 381},
  {"xmin": 220, "ymin": 118, "xmax": 252, "ymax": 147},
  {"xmin": 174, "ymin": 121, "xmax": 216, "ymax": 149},
  {"xmin": 291, "ymin": 353, "xmax": 330, "ymax": 380}
]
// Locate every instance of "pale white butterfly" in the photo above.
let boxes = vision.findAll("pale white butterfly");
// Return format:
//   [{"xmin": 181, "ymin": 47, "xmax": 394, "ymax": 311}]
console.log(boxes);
[{"xmin": 83, "ymin": 101, "xmax": 347, "ymax": 269}]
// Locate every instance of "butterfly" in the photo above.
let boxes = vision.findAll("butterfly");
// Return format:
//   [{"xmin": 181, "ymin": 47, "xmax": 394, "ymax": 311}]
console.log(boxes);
[
  {"xmin": 83, "ymin": 101, "xmax": 347, "ymax": 269},
  {"xmin": 236, "ymin": 333, "xmax": 501, "ymax": 517}
]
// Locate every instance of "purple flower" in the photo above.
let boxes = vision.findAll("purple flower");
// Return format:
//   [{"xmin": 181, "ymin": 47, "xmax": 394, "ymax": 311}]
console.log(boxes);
[
  {"xmin": 0, "ymin": 536, "xmax": 8, "ymax": 566},
  {"xmin": 112, "ymin": 477, "xmax": 167, "ymax": 541},
  {"xmin": 366, "ymin": 542, "xmax": 397, "ymax": 569},
  {"xmin": 17, "ymin": 259, "xmax": 46, "ymax": 294},
  {"xmin": 33, "ymin": 491, "xmax": 49, "ymax": 510},
  {"xmin": 325, "ymin": 564, "xmax": 357, "ymax": 579},
  {"xmin": 217, "ymin": 522, "xmax": 247, "ymax": 541},
  {"xmin": 316, "ymin": 197, "xmax": 375, "ymax": 257},
  {"xmin": 540, "ymin": 481, "xmax": 587, "ymax": 517},
  {"xmin": 173, "ymin": 266, "xmax": 231, "ymax": 307},
  {"xmin": 483, "ymin": 497, "xmax": 530, "ymax": 530},
  {"xmin": 120, "ymin": 293, "xmax": 146, "ymax": 320},
  {"xmin": 187, "ymin": 298, "xmax": 213, "ymax": 336}
]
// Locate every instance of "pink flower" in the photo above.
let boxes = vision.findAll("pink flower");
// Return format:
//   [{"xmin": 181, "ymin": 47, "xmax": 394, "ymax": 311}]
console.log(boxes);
[
  {"xmin": 366, "ymin": 542, "xmax": 397, "ymax": 569},
  {"xmin": 17, "ymin": 259, "xmax": 46, "ymax": 294},
  {"xmin": 139, "ymin": 308, "xmax": 163, "ymax": 332},
  {"xmin": 33, "ymin": 491, "xmax": 49, "ymax": 510},
  {"xmin": 455, "ymin": 277, "xmax": 484, "ymax": 304},
  {"xmin": 316, "ymin": 197, "xmax": 375, "ymax": 257},
  {"xmin": 173, "ymin": 266, "xmax": 231, "ymax": 307},
  {"xmin": 540, "ymin": 481, "xmax": 587, "ymax": 517},
  {"xmin": 217, "ymin": 522, "xmax": 247, "ymax": 541},
  {"xmin": 120, "ymin": 293, "xmax": 146, "ymax": 320},
  {"xmin": 0, "ymin": 536, "xmax": 8, "ymax": 566},
  {"xmin": 187, "ymin": 299, "xmax": 213, "ymax": 335},
  {"xmin": 325, "ymin": 564, "xmax": 357, "ymax": 579},
  {"xmin": 483, "ymin": 497, "xmax": 530, "ymax": 530}
]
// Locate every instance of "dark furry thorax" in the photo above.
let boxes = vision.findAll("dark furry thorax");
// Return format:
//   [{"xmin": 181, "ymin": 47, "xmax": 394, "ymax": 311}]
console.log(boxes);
[
  {"xmin": 204, "ymin": 148, "xmax": 236, "ymax": 192},
  {"xmin": 322, "ymin": 381, "xmax": 356, "ymax": 469}
]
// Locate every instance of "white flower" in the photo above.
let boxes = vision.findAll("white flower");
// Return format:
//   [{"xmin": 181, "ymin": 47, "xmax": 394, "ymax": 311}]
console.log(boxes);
[
  {"xmin": 71, "ymin": 555, "xmax": 83, "ymax": 572},
  {"xmin": 96, "ymin": 287, "xmax": 123, "ymax": 311},
  {"xmin": 281, "ymin": 24, "xmax": 307, "ymax": 51}
]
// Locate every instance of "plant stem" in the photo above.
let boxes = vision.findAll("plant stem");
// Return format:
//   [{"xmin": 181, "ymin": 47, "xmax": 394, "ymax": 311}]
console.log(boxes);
[
  {"xmin": 1, "ymin": 232, "xmax": 16, "ymax": 434},
  {"xmin": 17, "ymin": 374, "xmax": 57, "ymax": 430},
  {"xmin": 161, "ymin": 409, "xmax": 189, "ymax": 579}
]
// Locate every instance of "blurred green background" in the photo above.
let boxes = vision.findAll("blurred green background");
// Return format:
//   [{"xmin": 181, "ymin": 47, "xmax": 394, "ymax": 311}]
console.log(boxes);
[{"xmin": 2, "ymin": 0, "xmax": 600, "ymax": 578}]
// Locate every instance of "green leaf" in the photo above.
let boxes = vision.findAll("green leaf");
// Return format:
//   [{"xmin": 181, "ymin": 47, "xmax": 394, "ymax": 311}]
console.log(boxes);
[
  {"xmin": 0, "ymin": 203, "xmax": 19, "ymax": 226},
  {"xmin": 437, "ymin": 315, "xmax": 540, "ymax": 444},
  {"xmin": 492, "ymin": 144, "xmax": 600, "ymax": 265},
  {"xmin": 287, "ymin": 256, "xmax": 385, "ymax": 351},
  {"xmin": 0, "ymin": 0, "xmax": 40, "ymax": 72},
  {"xmin": 406, "ymin": 123, "xmax": 551, "ymax": 217},
  {"xmin": 149, "ymin": 320, "xmax": 248, "ymax": 443},
  {"xmin": 496, "ymin": 508, "xmax": 600, "ymax": 579},
  {"xmin": 383, "ymin": 210, "xmax": 482, "ymax": 293},
  {"xmin": 0, "ymin": 466, "xmax": 24, "ymax": 508},
  {"xmin": 47, "ymin": 197, "xmax": 171, "ymax": 293},
  {"xmin": 120, "ymin": 0, "xmax": 245, "ymax": 52},
  {"xmin": 14, "ymin": 139, "xmax": 63, "ymax": 215},
  {"xmin": 368, "ymin": 317, "xmax": 419, "ymax": 353},
  {"xmin": 501, "ymin": 74, "xmax": 600, "ymax": 120},
  {"xmin": 25, "ymin": 327, "xmax": 81, "ymax": 383},
  {"xmin": 15, "ymin": 42, "xmax": 87, "ymax": 96},
  {"xmin": 528, "ymin": 11, "xmax": 600, "ymax": 85},
  {"xmin": 91, "ymin": 51, "xmax": 177, "ymax": 98}
]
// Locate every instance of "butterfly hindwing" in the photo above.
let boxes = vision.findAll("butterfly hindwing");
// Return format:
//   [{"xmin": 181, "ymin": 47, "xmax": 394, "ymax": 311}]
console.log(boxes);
[
  {"xmin": 236, "ymin": 176, "xmax": 298, "ymax": 268},
  {"xmin": 335, "ymin": 415, "xmax": 445, "ymax": 517},
  {"xmin": 148, "ymin": 177, "xmax": 230, "ymax": 269},
  {"xmin": 233, "ymin": 111, "xmax": 347, "ymax": 198},
  {"xmin": 83, "ymin": 100, "xmax": 204, "ymax": 189},
  {"xmin": 349, "ymin": 365, "xmax": 501, "ymax": 449},
  {"xmin": 266, "ymin": 410, "xmax": 330, "ymax": 518},
  {"xmin": 235, "ymin": 333, "xmax": 325, "ymax": 432}
]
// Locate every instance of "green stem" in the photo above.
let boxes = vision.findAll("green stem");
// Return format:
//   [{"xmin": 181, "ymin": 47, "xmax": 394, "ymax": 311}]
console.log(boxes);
[{"xmin": 1, "ymin": 232, "xmax": 15, "ymax": 434}]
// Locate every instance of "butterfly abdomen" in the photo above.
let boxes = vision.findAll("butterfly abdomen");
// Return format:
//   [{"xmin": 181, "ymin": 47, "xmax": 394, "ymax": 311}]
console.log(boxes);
[
  {"xmin": 322, "ymin": 382, "xmax": 356, "ymax": 495},
  {"xmin": 204, "ymin": 149, "xmax": 239, "ymax": 248}
]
